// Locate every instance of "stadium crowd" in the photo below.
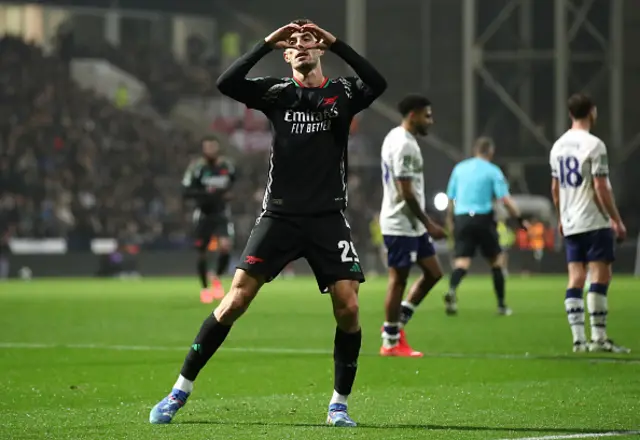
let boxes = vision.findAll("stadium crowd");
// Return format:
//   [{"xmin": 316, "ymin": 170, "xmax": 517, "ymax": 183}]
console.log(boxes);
[
  {"xmin": 70, "ymin": 33, "xmax": 220, "ymax": 115},
  {"xmin": 0, "ymin": 36, "xmax": 378, "ymax": 252}
]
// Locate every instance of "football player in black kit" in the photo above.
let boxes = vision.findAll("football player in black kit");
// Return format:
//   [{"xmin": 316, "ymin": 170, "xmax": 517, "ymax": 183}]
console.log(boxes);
[
  {"xmin": 182, "ymin": 136, "xmax": 235, "ymax": 303},
  {"xmin": 150, "ymin": 20, "xmax": 386, "ymax": 427}
]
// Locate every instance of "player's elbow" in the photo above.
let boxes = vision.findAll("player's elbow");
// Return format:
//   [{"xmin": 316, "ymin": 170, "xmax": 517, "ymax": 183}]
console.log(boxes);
[
  {"xmin": 215, "ymin": 76, "xmax": 229, "ymax": 93},
  {"xmin": 215, "ymin": 73, "xmax": 235, "ymax": 95},
  {"xmin": 374, "ymin": 77, "xmax": 388, "ymax": 96}
]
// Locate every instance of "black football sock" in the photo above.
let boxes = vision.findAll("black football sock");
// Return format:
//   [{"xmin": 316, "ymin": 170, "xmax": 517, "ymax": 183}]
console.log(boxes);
[
  {"xmin": 216, "ymin": 252, "xmax": 230, "ymax": 277},
  {"xmin": 180, "ymin": 315, "xmax": 232, "ymax": 381},
  {"xmin": 197, "ymin": 257, "xmax": 208, "ymax": 288},
  {"xmin": 333, "ymin": 327, "xmax": 362, "ymax": 397},
  {"xmin": 491, "ymin": 267, "xmax": 506, "ymax": 307},
  {"xmin": 448, "ymin": 268, "xmax": 467, "ymax": 293}
]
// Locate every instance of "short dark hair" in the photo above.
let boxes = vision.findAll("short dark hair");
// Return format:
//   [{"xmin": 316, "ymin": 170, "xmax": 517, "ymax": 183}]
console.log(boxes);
[
  {"xmin": 291, "ymin": 18, "xmax": 313, "ymax": 26},
  {"xmin": 397, "ymin": 95, "xmax": 431, "ymax": 117},
  {"xmin": 201, "ymin": 135, "xmax": 219, "ymax": 145},
  {"xmin": 474, "ymin": 136, "xmax": 495, "ymax": 156},
  {"xmin": 567, "ymin": 93, "xmax": 595, "ymax": 119}
]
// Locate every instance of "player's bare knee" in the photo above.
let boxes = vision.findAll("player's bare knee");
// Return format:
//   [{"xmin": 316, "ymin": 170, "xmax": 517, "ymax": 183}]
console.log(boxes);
[
  {"xmin": 334, "ymin": 299, "xmax": 359, "ymax": 332},
  {"xmin": 425, "ymin": 266, "xmax": 443, "ymax": 282},
  {"xmin": 213, "ymin": 295, "xmax": 240, "ymax": 324},
  {"xmin": 568, "ymin": 270, "xmax": 586, "ymax": 288},
  {"xmin": 338, "ymin": 297, "xmax": 359, "ymax": 318},
  {"xmin": 388, "ymin": 277, "xmax": 407, "ymax": 292},
  {"xmin": 330, "ymin": 283, "xmax": 360, "ymax": 330},
  {"xmin": 587, "ymin": 262, "xmax": 612, "ymax": 284},
  {"xmin": 454, "ymin": 258, "xmax": 471, "ymax": 270},
  {"xmin": 388, "ymin": 268, "xmax": 409, "ymax": 290},
  {"xmin": 214, "ymin": 271, "xmax": 261, "ymax": 324},
  {"xmin": 569, "ymin": 274, "xmax": 587, "ymax": 288},
  {"xmin": 219, "ymin": 238, "xmax": 232, "ymax": 252},
  {"xmin": 567, "ymin": 263, "xmax": 587, "ymax": 288},
  {"xmin": 489, "ymin": 253, "xmax": 504, "ymax": 268}
]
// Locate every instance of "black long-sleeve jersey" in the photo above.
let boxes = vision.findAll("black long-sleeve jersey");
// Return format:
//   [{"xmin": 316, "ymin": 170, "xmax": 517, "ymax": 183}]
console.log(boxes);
[
  {"xmin": 217, "ymin": 39, "xmax": 386, "ymax": 215},
  {"xmin": 182, "ymin": 157, "xmax": 236, "ymax": 216}
]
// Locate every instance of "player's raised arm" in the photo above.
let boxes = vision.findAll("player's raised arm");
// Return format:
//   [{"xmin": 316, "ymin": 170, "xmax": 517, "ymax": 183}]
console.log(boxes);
[
  {"xmin": 301, "ymin": 23, "xmax": 387, "ymax": 112},
  {"xmin": 216, "ymin": 24, "xmax": 301, "ymax": 108},
  {"xmin": 591, "ymin": 141, "xmax": 626, "ymax": 241}
]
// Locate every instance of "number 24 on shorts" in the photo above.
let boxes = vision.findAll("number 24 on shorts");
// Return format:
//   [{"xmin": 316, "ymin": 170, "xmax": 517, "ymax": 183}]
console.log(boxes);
[{"xmin": 338, "ymin": 240, "xmax": 360, "ymax": 263}]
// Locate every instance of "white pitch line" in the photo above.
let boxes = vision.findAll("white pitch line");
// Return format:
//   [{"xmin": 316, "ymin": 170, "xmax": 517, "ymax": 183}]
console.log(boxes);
[
  {"xmin": 499, "ymin": 430, "xmax": 640, "ymax": 440},
  {"xmin": 0, "ymin": 342, "xmax": 330, "ymax": 355},
  {"xmin": 0, "ymin": 342, "xmax": 638, "ymax": 364}
]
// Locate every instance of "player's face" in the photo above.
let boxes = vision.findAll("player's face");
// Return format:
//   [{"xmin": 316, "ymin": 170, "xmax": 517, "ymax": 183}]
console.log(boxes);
[
  {"xmin": 410, "ymin": 106, "xmax": 434, "ymax": 136},
  {"xmin": 284, "ymin": 31, "xmax": 324, "ymax": 72},
  {"xmin": 202, "ymin": 140, "xmax": 219, "ymax": 159}
]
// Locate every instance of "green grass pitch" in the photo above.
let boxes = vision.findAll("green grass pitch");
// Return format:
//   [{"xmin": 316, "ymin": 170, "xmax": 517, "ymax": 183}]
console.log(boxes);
[{"xmin": 1, "ymin": 275, "xmax": 640, "ymax": 439}]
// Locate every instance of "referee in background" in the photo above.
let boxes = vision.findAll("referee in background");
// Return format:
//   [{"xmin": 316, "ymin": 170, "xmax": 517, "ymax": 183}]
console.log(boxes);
[{"xmin": 444, "ymin": 137, "xmax": 528, "ymax": 316}]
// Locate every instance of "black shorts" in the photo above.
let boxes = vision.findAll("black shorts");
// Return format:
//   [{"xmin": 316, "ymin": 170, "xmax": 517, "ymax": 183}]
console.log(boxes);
[
  {"xmin": 454, "ymin": 213, "xmax": 501, "ymax": 259},
  {"xmin": 193, "ymin": 213, "xmax": 234, "ymax": 251},
  {"xmin": 237, "ymin": 211, "xmax": 365, "ymax": 292}
]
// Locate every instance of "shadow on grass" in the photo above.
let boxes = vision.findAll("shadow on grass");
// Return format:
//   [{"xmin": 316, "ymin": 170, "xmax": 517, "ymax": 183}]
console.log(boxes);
[{"xmin": 179, "ymin": 419, "xmax": 617, "ymax": 434}]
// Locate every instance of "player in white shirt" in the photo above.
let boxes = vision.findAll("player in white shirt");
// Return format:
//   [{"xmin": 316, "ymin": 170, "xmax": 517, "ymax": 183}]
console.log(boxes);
[
  {"xmin": 378, "ymin": 95, "xmax": 446, "ymax": 357},
  {"xmin": 550, "ymin": 93, "xmax": 629, "ymax": 354}
]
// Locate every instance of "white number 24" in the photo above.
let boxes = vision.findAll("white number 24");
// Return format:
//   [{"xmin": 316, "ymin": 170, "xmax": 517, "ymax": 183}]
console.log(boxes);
[{"xmin": 338, "ymin": 240, "xmax": 360, "ymax": 263}]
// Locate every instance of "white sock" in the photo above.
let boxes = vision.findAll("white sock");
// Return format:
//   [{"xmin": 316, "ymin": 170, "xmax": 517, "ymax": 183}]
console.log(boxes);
[
  {"xmin": 173, "ymin": 375, "xmax": 194, "ymax": 394},
  {"xmin": 382, "ymin": 321, "xmax": 400, "ymax": 348},
  {"xmin": 330, "ymin": 389, "xmax": 348, "ymax": 406},
  {"xmin": 564, "ymin": 298, "xmax": 586, "ymax": 343},
  {"xmin": 587, "ymin": 292, "xmax": 608, "ymax": 342}
]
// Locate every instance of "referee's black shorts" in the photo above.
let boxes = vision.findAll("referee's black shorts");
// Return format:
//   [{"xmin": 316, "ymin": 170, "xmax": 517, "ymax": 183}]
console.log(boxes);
[{"xmin": 453, "ymin": 213, "xmax": 501, "ymax": 259}]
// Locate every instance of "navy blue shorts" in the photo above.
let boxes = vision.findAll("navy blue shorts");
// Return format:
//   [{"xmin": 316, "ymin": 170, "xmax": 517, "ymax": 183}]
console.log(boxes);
[
  {"xmin": 564, "ymin": 228, "xmax": 615, "ymax": 263},
  {"xmin": 383, "ymin": 233, "xmax": 436, "ymax": 268}
]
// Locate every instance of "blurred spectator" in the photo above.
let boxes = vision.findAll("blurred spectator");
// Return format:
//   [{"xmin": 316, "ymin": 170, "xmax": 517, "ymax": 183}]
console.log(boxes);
[
  {"xmin": 72, "ymin": 34, "xmax": 219, "ymax": 114},
  {"xmin": 115, "ymin": 82, "xmax": 129, "ymax": 109},
  {"xmin": 0, "ymin": 36, "xmax": 193, "ymax": 247}
]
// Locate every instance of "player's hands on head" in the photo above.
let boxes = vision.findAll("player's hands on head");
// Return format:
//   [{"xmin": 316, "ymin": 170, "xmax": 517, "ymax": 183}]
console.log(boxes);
[
  {"xmin": 265, "ymin": 24, "xmax": 303, "ymax": 49},
  {"xmin": 612, "ymin": 220, "xmax": 626, "ymax": 243},
  {"xmin": 300, "ymin": 24, "xmax": 336, "ymax": 49}
]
